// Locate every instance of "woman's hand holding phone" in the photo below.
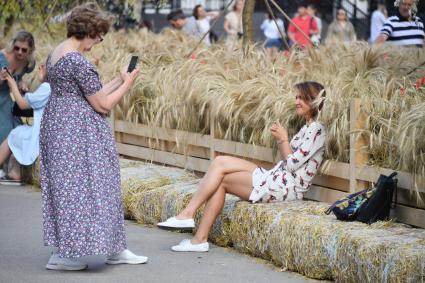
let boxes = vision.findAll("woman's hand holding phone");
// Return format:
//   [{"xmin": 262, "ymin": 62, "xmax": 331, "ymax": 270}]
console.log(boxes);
[{"xmin": 120, "ymin": 65, "xmax": 140, "ymax": 86}]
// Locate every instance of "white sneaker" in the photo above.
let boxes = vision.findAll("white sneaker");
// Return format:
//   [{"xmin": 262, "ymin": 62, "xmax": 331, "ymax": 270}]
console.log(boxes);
[
  {"xmin": 45, "ymin": 253, "xmax": 88, "ymax": 271},
  {"xmin": 105, "ymin": 249, "xmax": 148, "ymax": 265},
  {"xmin": 157, "ymin": 217, "xmax": 195, "ymax": 230},
  {"xmin": 0, "ymin": 170, "xmax": 5, "ymax": 179},
  {"xmin": 171, "ymin": 239, "xmax": 209, "ymax": 252}
]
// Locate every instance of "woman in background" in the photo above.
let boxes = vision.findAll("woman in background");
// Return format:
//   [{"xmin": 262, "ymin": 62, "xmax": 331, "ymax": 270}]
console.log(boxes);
[
  {"xmin": 0, "ymin": 31, "xmax": 35, "ymax": 179},
  {"xmin": 224, "ymin": 0, "xmax": 244, "ymax": 48},
  {"xmin": 326, "ymin": 9, "xmax": 357, "ymax": 43},
  {"xmin": 0, "ymin": 63, "xmax": 50, "ymax": 184}
]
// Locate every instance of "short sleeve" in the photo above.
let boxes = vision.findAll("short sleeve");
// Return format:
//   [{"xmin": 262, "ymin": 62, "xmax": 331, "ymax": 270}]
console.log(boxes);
[
  {"xmin": 24, "ymin": 82, "xmax": 51, "ymax": 109},
  {"xmin": 380, "ymin": 19, "xmax": 393, "ymax": 36},
  {"xmin": 72, "ymin": 55, "xmax": 102, "ymax": 97},
  {"xmin": 286, "ymin": 122, "xmax": 326, "ymax": 172}
]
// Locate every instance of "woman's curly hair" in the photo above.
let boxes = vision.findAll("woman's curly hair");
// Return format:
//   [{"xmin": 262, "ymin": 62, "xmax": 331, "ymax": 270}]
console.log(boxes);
[{"xmin": 67, "ymin": 2, "xmax": 111, "ymax": 39}]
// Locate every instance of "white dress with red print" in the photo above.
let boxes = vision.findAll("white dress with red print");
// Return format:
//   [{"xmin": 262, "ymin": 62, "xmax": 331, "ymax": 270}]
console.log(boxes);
[{"xmin": 249, "ymin": 121, "xmax": 326, "ymax": 203}]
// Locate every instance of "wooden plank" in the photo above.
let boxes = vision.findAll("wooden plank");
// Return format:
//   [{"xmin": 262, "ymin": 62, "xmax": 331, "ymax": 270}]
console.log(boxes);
[
  {"xmin": 396, "ymin": 190, "xmax": 425, "ymax": 209},
  {"xmin": 349, "ymin": 99, "xmax": 369, "ymax": 192},
  {"xmin": 121, "ymin": 133, "xmax": 210, "ymax": 159},
  {"xmin": 313, "ymin": 175, "xmax": 350, "ymax": 192},
  {"xmin": 304, "ymin": 185, "xmax": 348, "ymax": 203},
  {"xmin": 391, "ymin": 204, "xmax": 425, "ymax": 228},
  {"xmin": 115, "ymin": 120, "xmax": 211, "ymax": 148},
  {"xmin": 116, "ymin": 143, "xmax": 210, "ymax": 172},
  {"xmin": 210, "ymin": 112, "xmax": 216, "ymax": 160},
  {"xmin": 319, "ymin": 160, "xmax": 350, "ymax": 180},
  {"xmin": 356, "ymin": 165, "xmax": 425, "ymax": 193},
  {"xmin": 214, "ymin": 139, "xmax": 277, "ymax": 163}
]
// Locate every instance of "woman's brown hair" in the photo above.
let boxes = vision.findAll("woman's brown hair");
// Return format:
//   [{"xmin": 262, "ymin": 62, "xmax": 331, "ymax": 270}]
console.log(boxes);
[
  {"xmin": 67, "ymin": 3, "xmax": 111, "ymax": 39},
  {"xmin": 193, "ymin": 4, "xmax": 203, "ymax": 20},
  {"xmin": 294, "ymin": 81, "xmax": 326, "ymax": 119}
]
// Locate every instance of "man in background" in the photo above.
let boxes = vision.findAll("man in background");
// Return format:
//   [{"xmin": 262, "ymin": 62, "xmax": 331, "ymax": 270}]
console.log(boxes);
[{"xmin": 375, "ymin": 0, "xmax": 424, "ymax": 47}]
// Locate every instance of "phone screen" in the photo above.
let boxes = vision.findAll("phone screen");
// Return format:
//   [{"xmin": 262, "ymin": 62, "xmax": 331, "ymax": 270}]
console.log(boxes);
[{"xmin": 127, "ymin": 55, "xmax": 139, "ymax": 73}]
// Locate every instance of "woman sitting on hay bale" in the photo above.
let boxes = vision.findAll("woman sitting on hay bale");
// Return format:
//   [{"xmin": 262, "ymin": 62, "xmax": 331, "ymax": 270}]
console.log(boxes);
[{"xmin": 158, "ymin": 81, "xmax": 326, "ymax": 252}]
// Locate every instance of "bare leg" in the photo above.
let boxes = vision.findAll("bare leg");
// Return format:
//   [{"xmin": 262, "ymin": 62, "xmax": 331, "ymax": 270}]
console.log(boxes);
[
  {"xmin": 271, "ymin": 47, "xmax": 279, "ymax": 60},
  {"xmin": 265, "ymin": 47, "xmax": 272, "ymax": 61},
  {"xmin": 177, "ymin": 156, "xmax": 257, "ymax": 219},
  {"xmin": 7, "ymin": 155, "xmax": 21, "ymax": 180},
  {"xmin": 0, "ymin": 139, "xmax": 12, "ymax": 168},
  {"xmin": 191, "ymin": 170, "xmax": 254, "ymax": 244}
]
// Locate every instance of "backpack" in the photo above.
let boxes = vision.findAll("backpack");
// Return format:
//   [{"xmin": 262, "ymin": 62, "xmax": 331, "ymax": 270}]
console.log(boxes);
[{"xmin": 325, "ymin": 172, "xmax": 398, "ymax": 224}]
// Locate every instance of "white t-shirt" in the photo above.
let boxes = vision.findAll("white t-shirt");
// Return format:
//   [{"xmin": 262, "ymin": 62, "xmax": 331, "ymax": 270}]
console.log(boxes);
[
  {"xmin": 370, "ymin": 10, "xmax": 386, "ymax": 43},
  {"xmin": 261, "ymin": 18, "xmax": 284, "ymax": 39},
  {"xmin": 196, "ymin": 16, "xmax": 212, "ymax": 45}
]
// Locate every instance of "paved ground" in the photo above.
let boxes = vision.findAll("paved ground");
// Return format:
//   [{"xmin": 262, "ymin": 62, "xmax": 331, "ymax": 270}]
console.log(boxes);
[{"xmin": 0, "ymin": 184, "xmax": 323, "ymax": 283}]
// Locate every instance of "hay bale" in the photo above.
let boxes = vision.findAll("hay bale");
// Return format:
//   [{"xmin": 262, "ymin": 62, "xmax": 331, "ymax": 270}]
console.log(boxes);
[
  {"xmin": 229, "ymin": 202, "xmax": 284, "ymax": 259},
  {"xmin": 272, "ymin": 213, "xmax": 338, "ymax": 279},
  {"xmin": 119, "ymin": 162, "xmax": 425, "ymax": 282},
  {"xmin": 333, "ymin": 225, "xmax": 425, "ymax": 282},
  {"xmin": 160, "ymin": 182, "xmax": 199, "ymax": 221},
  {"xmin": 120, "ymin": 163, "xmax": 197, "ymax": 218},
  {"xmin": 208, "ymin": 195, "xmax": 239, "ymax": 247},
  {"xmin": 119, "ymin": 158, "xmax": 147, "ymax": 168},
  {"xmin": 132, "ymin": 180, "xmax": 199, "ymax": 225}
]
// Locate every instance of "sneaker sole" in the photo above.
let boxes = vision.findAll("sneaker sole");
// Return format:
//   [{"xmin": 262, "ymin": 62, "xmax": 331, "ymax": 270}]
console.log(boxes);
[
  {"xmin": 0, "ymin": 181, "xmax": 24, "ymax": 186},
  {"xmin": 46, "ymin": 263, "xmax": 88, "ymax": 271},
  {"xmin": 171, "ymin": 247, "xmax": 209, "ymax": 252},
  {"xmin": 157, "ymin": 225, "xmax": 194, "ymax": 232},
  {"xmin": 105, "ymin": 259, "xmax": 148, "ymax": 265}
]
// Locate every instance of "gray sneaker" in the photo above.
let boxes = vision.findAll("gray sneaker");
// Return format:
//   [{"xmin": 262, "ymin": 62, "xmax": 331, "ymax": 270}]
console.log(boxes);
[{"xmin": 45, "ymin": 254, "xmax": 88, "ymax": 271}]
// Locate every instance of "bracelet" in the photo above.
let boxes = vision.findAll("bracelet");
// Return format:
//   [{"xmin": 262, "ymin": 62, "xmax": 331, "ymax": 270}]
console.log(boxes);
[{"xmin": 277, "ymin": 139, "xmax": 288, "ymax": 145}]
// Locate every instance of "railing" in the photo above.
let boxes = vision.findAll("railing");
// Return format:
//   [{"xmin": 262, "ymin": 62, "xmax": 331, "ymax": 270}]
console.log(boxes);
[
  {"xmin": 142, "ymin": 0, "xmax": 227, "ymax": 14},
  {"xmin": 110, "ymin": 99, "xmax": 425, "ymax": 229}
]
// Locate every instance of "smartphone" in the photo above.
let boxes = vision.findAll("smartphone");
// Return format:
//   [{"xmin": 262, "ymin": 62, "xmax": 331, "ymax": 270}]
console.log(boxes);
[
  {"xmin": 2, "ymin": 66, "xmax": 12, "ymax": 77},
  {"xmin": 127, "ymin": 55, "xmax": 139, "ymax": 73}
]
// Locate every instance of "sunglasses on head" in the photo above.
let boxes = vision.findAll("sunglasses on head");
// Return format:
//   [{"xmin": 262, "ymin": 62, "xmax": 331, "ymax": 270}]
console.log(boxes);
[{"xmin": 13, "ymin": 46, "xmax": 28, "ymax": 53}]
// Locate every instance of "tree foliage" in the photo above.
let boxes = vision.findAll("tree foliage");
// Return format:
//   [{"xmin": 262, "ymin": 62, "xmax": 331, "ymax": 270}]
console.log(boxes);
[{"xmin": 0, "ymin": 0, "xmax": 105, "ymax": 35}]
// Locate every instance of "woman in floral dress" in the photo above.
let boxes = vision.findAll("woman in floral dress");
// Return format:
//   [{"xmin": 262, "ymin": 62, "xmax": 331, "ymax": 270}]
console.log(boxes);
[
  {"xmin": 158, "ymin": 81, "xmax": 326, "ymax": 252},
  {"xmin": 40, "ymin": 3, "xmax": 147, "ymax": 271}
]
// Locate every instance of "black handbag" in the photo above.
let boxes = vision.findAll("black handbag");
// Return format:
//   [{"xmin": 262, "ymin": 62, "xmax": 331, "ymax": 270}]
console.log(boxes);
[
  {"xmin": 326, "ymin": 172, "xmax": 398, "ymax": 224},
  {"xmin": 12, "ymin": 102, "xmax": 33, "ymax": 117},
  {"xmin": 356, "ymin": 172, "xmax": 398, "ymax": 224}
]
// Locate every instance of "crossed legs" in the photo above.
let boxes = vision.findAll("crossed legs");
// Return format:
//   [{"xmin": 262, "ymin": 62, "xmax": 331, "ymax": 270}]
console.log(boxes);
[{"xmin": 176, "ymin": 155, "xmax": 257, "ymax": 244}]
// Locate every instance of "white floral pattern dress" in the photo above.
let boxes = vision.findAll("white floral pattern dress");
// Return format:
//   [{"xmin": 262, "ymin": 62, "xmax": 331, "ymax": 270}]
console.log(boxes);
[{"xmin": 249, "ymin": 122, "xmax": 326, "ymax": 203}]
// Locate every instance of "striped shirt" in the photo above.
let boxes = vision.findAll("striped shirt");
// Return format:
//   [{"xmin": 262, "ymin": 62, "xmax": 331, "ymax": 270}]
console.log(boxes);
[{"xmin": 380, "ymin": 14, "xmax": 424, "ymax": 47}]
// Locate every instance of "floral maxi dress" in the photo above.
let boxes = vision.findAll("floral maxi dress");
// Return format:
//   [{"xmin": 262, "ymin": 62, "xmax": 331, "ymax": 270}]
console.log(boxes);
[{"xmin": 40, "ymin": 52, "xmax": 126, "ymax": 258}]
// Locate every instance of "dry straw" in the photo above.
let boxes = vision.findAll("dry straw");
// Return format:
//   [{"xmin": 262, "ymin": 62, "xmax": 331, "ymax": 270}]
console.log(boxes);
[{"xmin": 11, "ymin": 26, "xmax": 424, "ymax": 191}]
